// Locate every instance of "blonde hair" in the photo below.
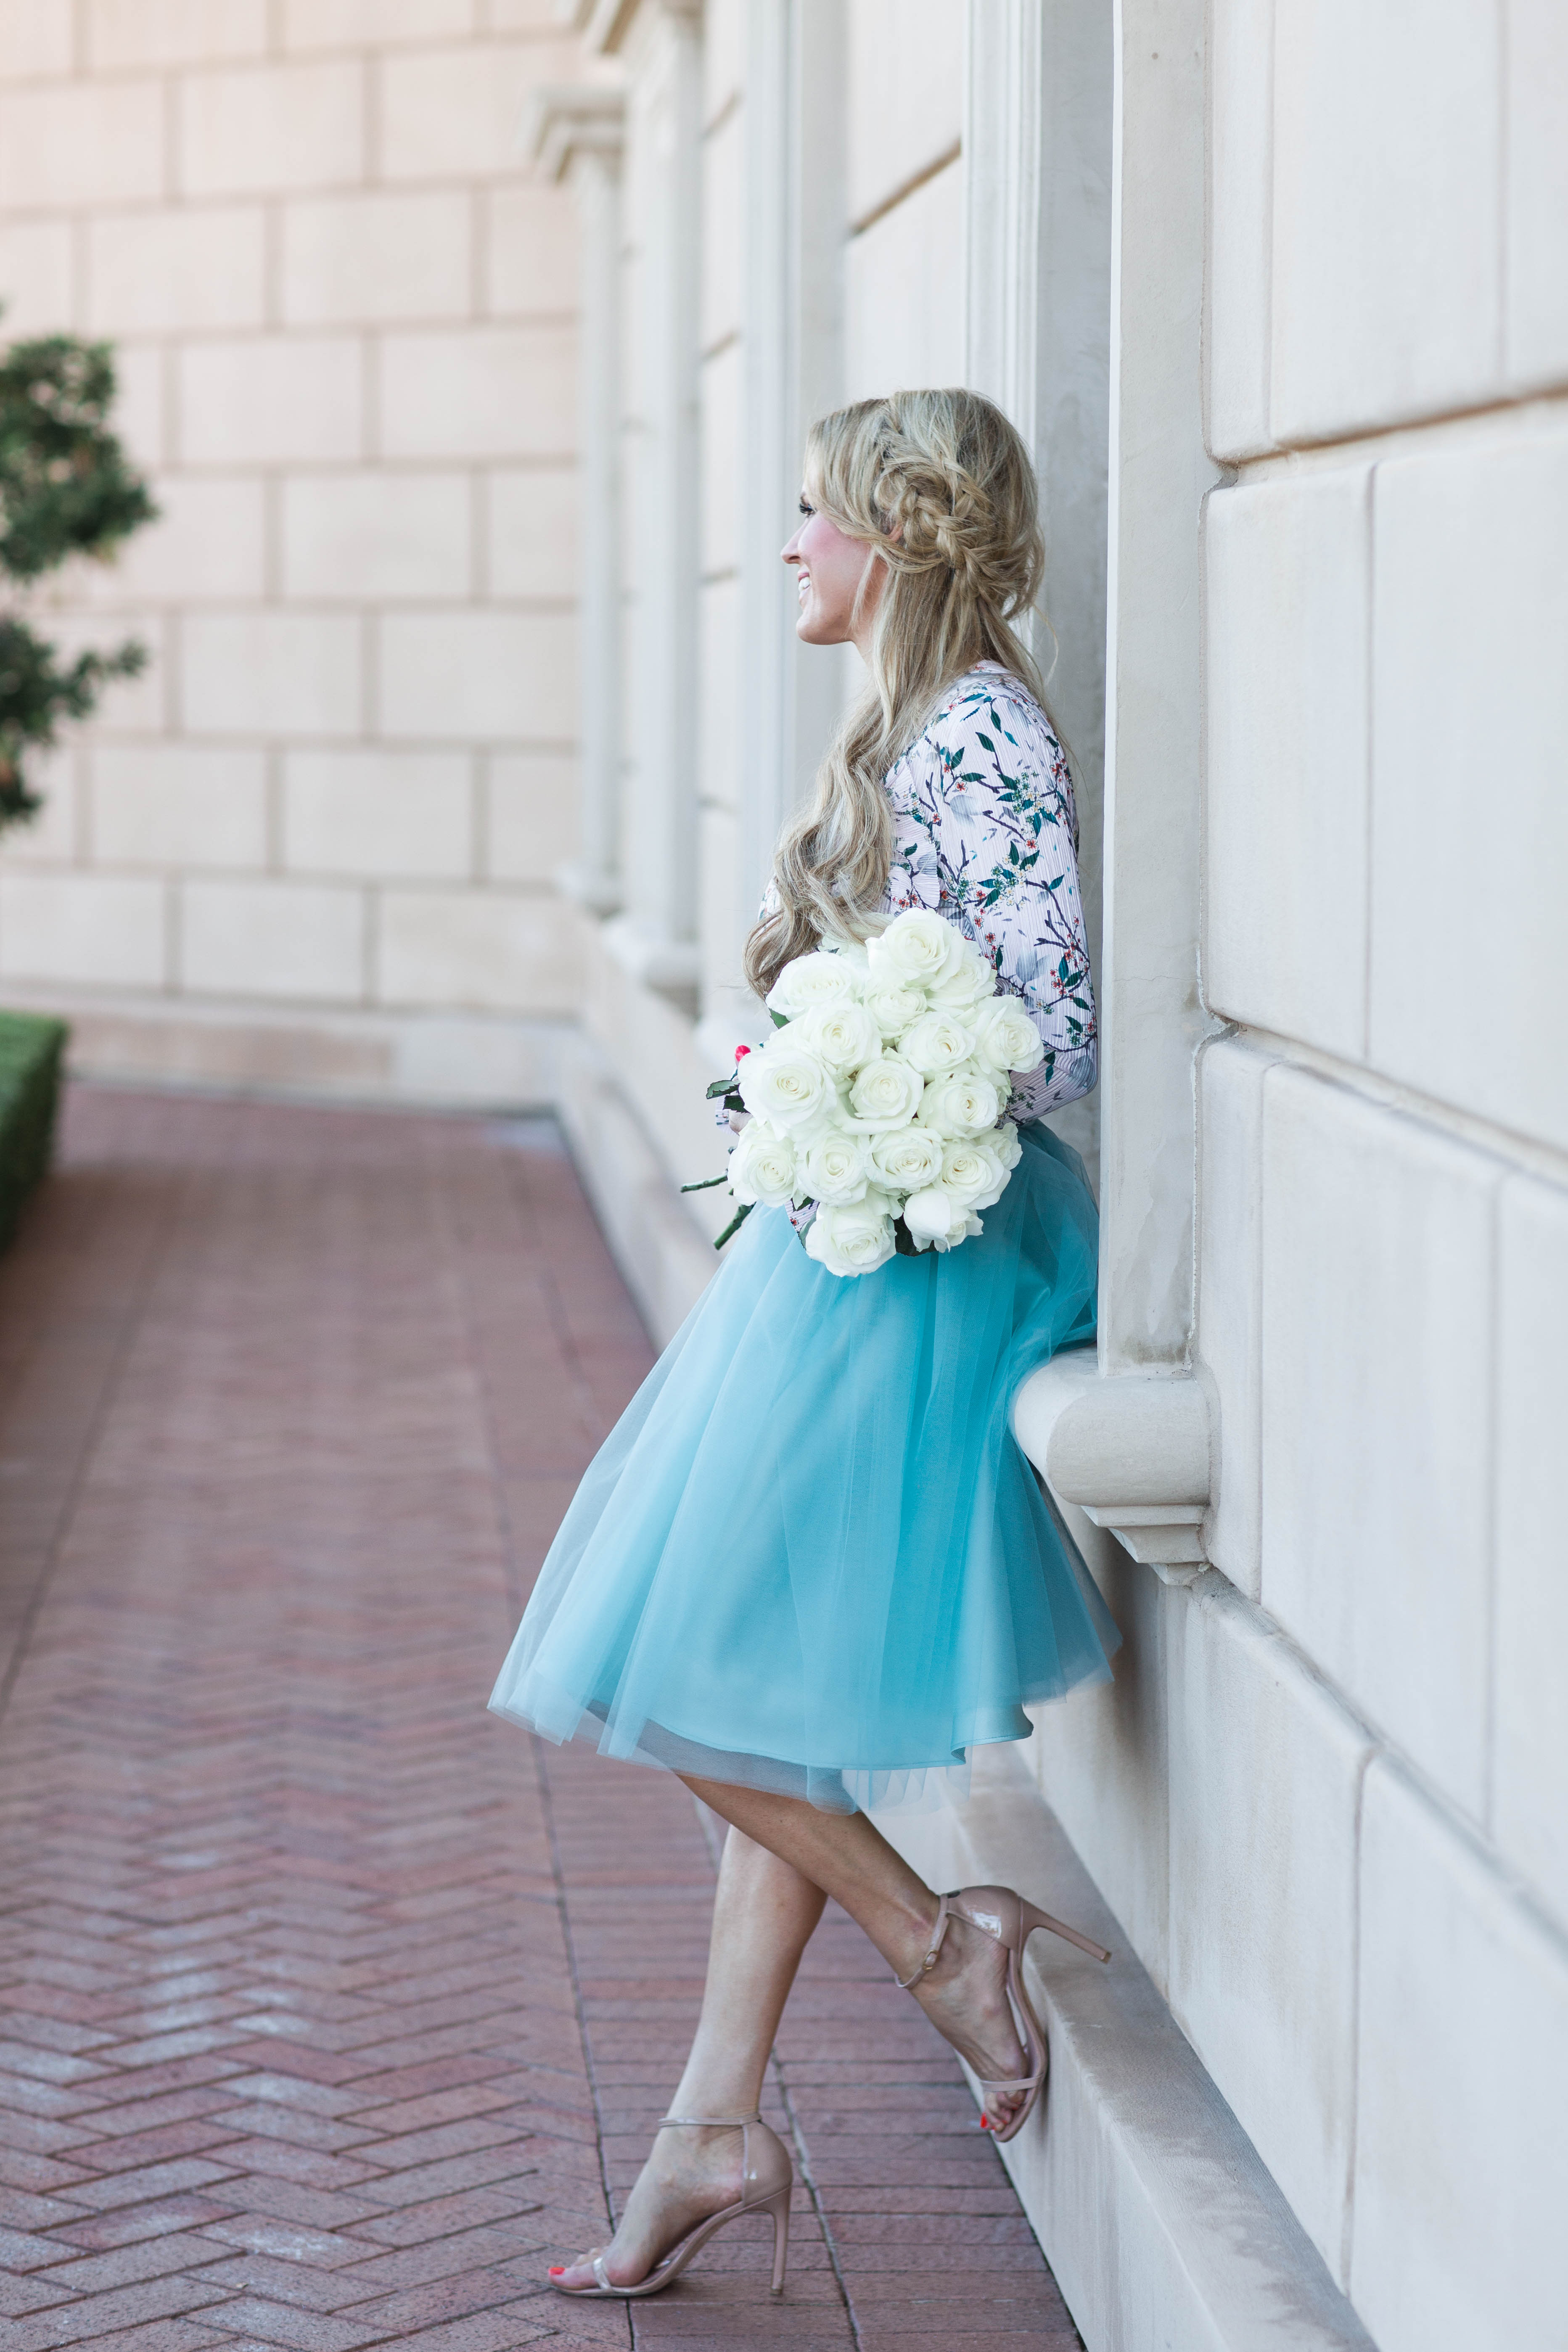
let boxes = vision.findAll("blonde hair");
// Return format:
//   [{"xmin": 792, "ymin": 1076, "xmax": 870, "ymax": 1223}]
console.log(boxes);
[{"xmin": 744, "ymin": 387, "xmax": 1047, "ymax": 1001}]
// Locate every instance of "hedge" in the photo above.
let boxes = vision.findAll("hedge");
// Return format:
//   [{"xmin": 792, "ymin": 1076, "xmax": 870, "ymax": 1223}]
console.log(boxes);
[{"xmin": 0, "ymin": 1011, "xmax": 66, "ymax": 1252}]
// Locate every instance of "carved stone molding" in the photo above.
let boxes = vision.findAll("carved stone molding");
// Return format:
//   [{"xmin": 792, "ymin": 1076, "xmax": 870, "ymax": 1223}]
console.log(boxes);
[
  {"xmin": 524, "ymin": 84, "xmax": 626, "ymax": 183},
  {"xmin": 556, "ymin": 0, "xmax": 701, "ymax": 58},
  {"xmin": 1013, "ymin": 1346, "xmax": 1213, "ymax": 1583}
]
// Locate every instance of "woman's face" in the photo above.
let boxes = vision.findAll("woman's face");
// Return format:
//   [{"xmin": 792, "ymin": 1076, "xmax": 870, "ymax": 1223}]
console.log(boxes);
[{"xmin": 782, "ymin": 488, "xmax": 884, "ymax": 651}]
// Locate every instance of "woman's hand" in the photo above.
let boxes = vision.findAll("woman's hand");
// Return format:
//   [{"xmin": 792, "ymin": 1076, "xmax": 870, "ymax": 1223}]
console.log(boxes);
[{"xmin": 725, "ymin": 1110, "xmax": 751, "ymax": 1134}]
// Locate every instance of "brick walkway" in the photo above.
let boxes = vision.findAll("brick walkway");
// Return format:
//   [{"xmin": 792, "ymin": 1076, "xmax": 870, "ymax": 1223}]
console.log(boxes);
[{"xmin": 0, "ymin": 1088, "xmax": 1081, "ymax": 2352}]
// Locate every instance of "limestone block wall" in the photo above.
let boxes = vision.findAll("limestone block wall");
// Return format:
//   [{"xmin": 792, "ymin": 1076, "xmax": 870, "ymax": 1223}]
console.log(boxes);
[
  {"xmin": 1016, "ymin": 6, "xmax": 1568, "ymax": 2347},
  {"xmin": 841, "ymin": 0, "xmax": 965, "ymax": 399},
  {"xmin": 0, "ymin": 0, "xmax": 606, "ymax": 1101}
]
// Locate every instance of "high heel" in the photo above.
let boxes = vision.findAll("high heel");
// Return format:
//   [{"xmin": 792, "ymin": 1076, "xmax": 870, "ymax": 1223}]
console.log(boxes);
[
  {"xmin": 896, "ymin": 1884, "xmax": 1111, "ymax": 2144},
  {"xmin": 548, "ymin": 2111, "xmax": 793, "ymax": 2299}
]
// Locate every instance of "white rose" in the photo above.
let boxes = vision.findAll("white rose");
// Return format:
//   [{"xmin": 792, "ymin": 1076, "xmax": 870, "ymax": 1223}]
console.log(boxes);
[
  {"xmin": 865, "ymin": 907, "xmax": 964, "ymax": 989},
  {"xmin": 727, "ymin": 1120, "xmax": 799, "ymax": 1207},
  {"xmin": 869, "ymin": 1126, "xmax": 946, "ymax": 1192},
  {"xmin": 765, "ymin": 949, "xmax": 863, "ymax": 1020},
  {"xmin": 994, "ymin": 1119, "xmax": 1023, "ymax": 1170},
  {"xmin": 800, "ymin": 1129, "xmax": 874, "ymax": 1205},
  {"xmin": 940, "ymin": 1137, "xmax": 1009, "ymax": 1210},
  {"xmin": 927, "ymin": 1209, "xmax": 984, "ymax": 1253},
  {"xmin": 970, "ymin": 997, "xmax": 1045, "ymax": 1075},
  {"xmin": 865, "ymin": 979, "xmax": 929, "ymax": 1037},
  {"xmin": 898, "ymin": 1010, "xmax": 976, "ymax": 1076},
  {"xmin": 804, "ymin": 1192, "xmax": 898, "ymax": 1278},
  {"xmin": 738, "ymin": 1041, "xmax": 836, "ymax": 1131},
  {"xmin": 793, "ymin": 997, "xmax": 883, "ymax": 1078},
  {"xmin": 830, "ymin": 938, "xmax": 872, "ymax": 979},
  {"xmin": 842, "ymin": 1053, "xmax": 926, "ymax": 1132},
  {"xmin": 927, "ymin": 940, "xmax": 995, "ymax": 1008},
  {"xmin": 916, "ymin": 1066, "xmax": 1004, "ymax": 1137},
  {"xmin": 902, "ymin": 1185, "xmax": 959, "ymax": 1245}
]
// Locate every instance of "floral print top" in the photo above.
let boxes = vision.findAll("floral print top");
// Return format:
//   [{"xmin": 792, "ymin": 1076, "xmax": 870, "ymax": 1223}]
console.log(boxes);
[
  {"xmin": 878, "ymin": 662, "xmax": 1097, "ymax": 1121},
  {"xmin": 751, "ymin": 662, "xmax": 1097, "ymax": 1125}
]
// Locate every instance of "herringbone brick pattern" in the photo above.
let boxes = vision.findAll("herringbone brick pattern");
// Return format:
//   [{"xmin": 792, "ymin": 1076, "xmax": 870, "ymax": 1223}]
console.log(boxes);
[{"xmin": 0, "ymin": 1088, "xmax": 1081, "ymax": 2352}]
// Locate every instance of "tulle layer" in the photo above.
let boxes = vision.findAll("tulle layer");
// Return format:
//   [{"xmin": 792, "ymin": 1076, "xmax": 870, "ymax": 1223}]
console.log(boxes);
[{"xmin": 488, "ymin": 1121, "xmax": 1118, "ymax": 1811}]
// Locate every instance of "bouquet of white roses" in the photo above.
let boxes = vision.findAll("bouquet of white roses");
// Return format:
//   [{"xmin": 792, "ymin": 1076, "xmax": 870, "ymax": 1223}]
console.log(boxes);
[{"xmin": 686, "ymin": 907, "xmax": 1044, "ymax": 1278}]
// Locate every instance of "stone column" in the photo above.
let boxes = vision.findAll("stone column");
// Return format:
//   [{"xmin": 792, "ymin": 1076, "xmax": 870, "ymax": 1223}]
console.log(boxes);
[
  {"xmin": 1003, "ymin": 0, "xmax": 1221, "ymax": 1556},
  {"xmin": 531, "ymin": 87, "xmax": 628, "ymax": 919},
  {"xmin": 603, "ymin": 0, "xmax": 705, "ymax": 1006},
  {"xmin": 963, "ymin": 0, "xmax": 1113, "ymax": 1168},
  {"xmin": 1097, "ymin": 0, "xmax": 1223, "ymax": 1371},
  {"xmin": 702, "ymin": 0, "xmax": 846, "ymax": 1059}
]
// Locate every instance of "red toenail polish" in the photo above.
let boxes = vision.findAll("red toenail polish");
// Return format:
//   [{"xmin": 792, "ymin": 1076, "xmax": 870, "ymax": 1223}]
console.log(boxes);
[
  {"xmin": 549, "ymin": 2267, "xmax": 564, "ymax": 2276},
  {"xmin": 980, "ymin": 2115, "xmax": 991, "ymax": 2130}
]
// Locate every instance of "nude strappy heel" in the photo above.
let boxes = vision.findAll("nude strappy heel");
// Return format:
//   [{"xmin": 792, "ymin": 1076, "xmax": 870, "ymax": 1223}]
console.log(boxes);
[
  {"xmin": 896, "ymin": 1884, "xmax": 1111, "ymax": 2144},
  {"xmin": 547, "ymin": 2111, "xmax": 793, "ymax": 2299}
]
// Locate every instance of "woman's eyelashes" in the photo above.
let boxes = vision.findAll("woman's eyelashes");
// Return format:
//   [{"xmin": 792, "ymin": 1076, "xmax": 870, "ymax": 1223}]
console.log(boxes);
[{"xmin": 798, "ymin": 498, "xmax": 814, "ymax": 518}]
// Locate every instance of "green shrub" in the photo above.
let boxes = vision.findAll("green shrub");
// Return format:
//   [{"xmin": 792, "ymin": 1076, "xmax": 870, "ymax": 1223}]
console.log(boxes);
[
  {"xmin": 0, "ymin": 330, "xmax": 157, "ymax": 831},
  {"xmin": 0, "ymin": 1010, "xmax": 66, "ymax": 1250}
]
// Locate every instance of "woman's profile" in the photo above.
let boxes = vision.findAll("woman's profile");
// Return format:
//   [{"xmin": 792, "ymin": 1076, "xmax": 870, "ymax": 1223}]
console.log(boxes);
[{"xmin": 490, "ymin": 386, "xmax": 1117, "ymax": 2300}]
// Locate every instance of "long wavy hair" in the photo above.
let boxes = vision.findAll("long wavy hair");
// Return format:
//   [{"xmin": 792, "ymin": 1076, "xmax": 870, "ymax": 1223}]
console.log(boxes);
[{"xmin": 743, "ymin": 388, "xmax": 1048, "ymax": 1001}]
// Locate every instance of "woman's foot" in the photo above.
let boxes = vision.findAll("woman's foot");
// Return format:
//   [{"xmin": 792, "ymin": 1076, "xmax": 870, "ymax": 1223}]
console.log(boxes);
[
  {"xmin": 907, "ymin": 1909, "xmax": 1031, "ymax": 2133},
  {"xmin": 549, "ymin": 2122, "xmax": 746, "ymax": 2292}
]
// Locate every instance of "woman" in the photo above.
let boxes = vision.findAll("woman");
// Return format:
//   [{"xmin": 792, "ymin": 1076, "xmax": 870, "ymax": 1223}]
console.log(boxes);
[{"xmin": 491, "ymin": 388, "xmax": 1117, "ymax": 2300}]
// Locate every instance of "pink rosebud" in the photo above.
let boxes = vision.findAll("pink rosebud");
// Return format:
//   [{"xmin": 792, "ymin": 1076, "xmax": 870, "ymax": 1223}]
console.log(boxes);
[{"xmin": 734, "ymin": 1044, "xmax": 751, "ymax": 1059}]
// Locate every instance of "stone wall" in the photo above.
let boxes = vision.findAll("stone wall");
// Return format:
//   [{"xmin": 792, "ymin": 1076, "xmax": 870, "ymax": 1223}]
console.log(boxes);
[
  {"xmin": 0, "ymin": 0, "xmax": 605, "ymax": 1102},
  {"xmin": 1188, "ymin": 8, "xmax": 1568, "ymax": 2335},
  {"xmin": 1007, "ymin": 8, "xmax": 1568, "ymax": 2347}
]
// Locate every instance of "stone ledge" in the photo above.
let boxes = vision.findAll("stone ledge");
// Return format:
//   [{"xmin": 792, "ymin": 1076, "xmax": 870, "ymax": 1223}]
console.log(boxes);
[
  {"xmin": 0, "ymin": 984, "xmax": 574, "ymax": 1107},
  {"xmin": 880, "ymin": 1743, "xmax": 1375, "ymax": 2352},
  {"xmin": 554, "ymin": 1031, "xmax": 715, "ymax": 1345},
  {"xmin": 1014, "ymin": 1344, "xmax": 1214, "ymax": 1582}
]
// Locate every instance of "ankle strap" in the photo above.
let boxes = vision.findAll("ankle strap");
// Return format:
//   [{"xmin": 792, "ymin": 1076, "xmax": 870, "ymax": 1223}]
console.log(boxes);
[
  {"xmin": 895, "ymin": 1893, "xmax": 954, "ymax": 1990},
  {"xmin": 657, "ymin": 2111, "xmax": 761, "ymax": 2127}
]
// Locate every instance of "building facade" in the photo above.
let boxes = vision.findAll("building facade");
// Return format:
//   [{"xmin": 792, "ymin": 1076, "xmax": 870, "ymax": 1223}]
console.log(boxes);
[
  {"xmin": 2, "ymin": 3, "xmax": 1565, "ymax": 2348},
  {"xmin": 0, "ymin": 0, "xmax": 605, "ymax": 1102}
]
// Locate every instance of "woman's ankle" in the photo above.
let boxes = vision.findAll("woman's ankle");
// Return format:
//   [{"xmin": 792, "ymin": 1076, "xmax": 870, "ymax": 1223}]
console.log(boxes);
[
  {"xmin": 888, "ymin": 1889, "xmax": 946, "ymax": 1986},
  {"xmin": 663, "ymin": 2072, "xmax": 765, "ymax": 2122},
  {"xmin": 656, "ymin": 2120, "xmax": 746, "ymax": 2172}
]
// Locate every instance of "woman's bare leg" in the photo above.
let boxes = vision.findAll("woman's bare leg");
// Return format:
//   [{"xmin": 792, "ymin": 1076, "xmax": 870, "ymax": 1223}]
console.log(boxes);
[
  {"xmin": 551, "ymin": 1825, "xmax": 825, "ymax": 2291},
  {"xmin": 551, "ymin": 1778, "xmax": 1030, "ymax": 2294},
  {"xmin": 682, "ymin": 1776, "xmax": 1031, "ymax": 2130}
]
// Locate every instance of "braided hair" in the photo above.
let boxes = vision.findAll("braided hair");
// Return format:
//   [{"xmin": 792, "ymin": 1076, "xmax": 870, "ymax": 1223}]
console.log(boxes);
[{"xmin": 745, "ymin": 388, "xmax": 1050, "ymax": 1002}]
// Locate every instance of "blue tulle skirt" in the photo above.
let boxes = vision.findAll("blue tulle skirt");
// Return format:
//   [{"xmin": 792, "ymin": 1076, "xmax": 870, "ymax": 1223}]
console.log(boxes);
[{"xmin": 489, "ymin": 1121, "xmax": 1118, "ymax": 1811}]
